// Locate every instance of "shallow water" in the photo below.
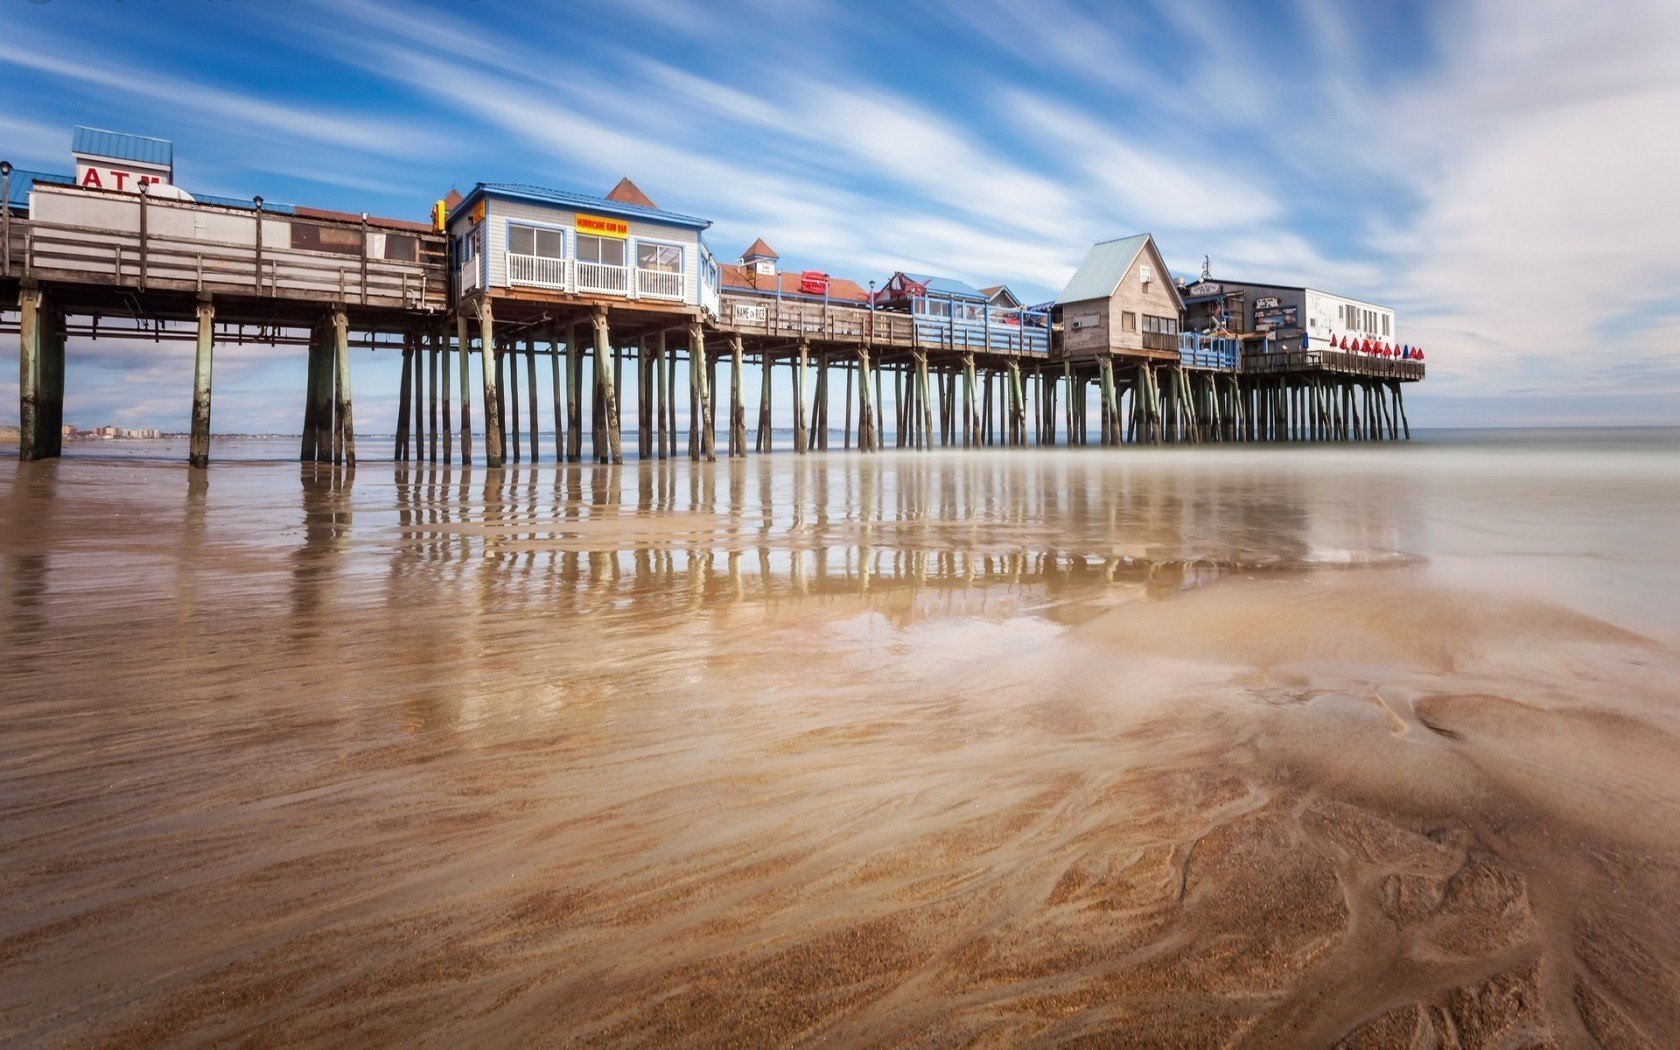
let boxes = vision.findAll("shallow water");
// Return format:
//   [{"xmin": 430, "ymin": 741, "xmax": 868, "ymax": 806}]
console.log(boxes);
[{"xmin": 3, "ymin": 432, "xmax": 1678, "ymax": 1045}]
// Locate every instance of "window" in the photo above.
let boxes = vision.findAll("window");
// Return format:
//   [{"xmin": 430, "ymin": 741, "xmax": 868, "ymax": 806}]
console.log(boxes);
[
  {"xmin": 1382, "ymin": 314, "xmax": 1390, "ymax": 336},
  {"xmin": 509, "ymin": 224, "xmax": 564, "ymax": 259},
  {"xmin": 291, "ymin": 221, "xmax": 362, "ymax": 256},
  {"xmin": 382, "ymin": 234, "xmax": 417, "ymax": 262},
  {"xmin": 1121, "ymin": 311, "xmax": 1137, "ymax": 332},
  {"xmin": 924, "ymin": 299, "xmax": 951, "ymax": 318},
  {"xmin": 1142, "ymin": 314, "xmax": 1178, "ymax": 335},
  {"xmin": 454, "ymin": 229, "xmax": 479, "ymax": 267},
  {"xmin": 576, "ymin": 234, "xmax": 625, "ymax": 267},
  {"xmin": 636, "ymin": 242, "xmax": 682, "ymax": 272}
]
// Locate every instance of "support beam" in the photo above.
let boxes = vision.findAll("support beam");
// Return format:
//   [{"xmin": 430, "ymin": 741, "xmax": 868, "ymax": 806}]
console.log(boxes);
[
  {"xmin": 507, "ymin": 339, "xmax": 520, "ymax": 463},
  {"xmin": 757, "ymin": 349, "xmax": 773, "ymax": 452},
  {"xmin": 429, "ymin": 328, "xmax": 440, "ymax": 462},
  {"xmin": 456, "ymin": 312, "xmax": 473, "ymax": 465},
  {"xmin": 638, "ymin": 336, "xmax": 652, "ymax": 460},
  {"xmin": 440, "ymin": 325, "xmax": 453, "ymax": 465},
  {"xmin": 793, "ymin": 341, "xmax": 809, "ymax": 454},
  {"xmin": 551, "ymin": 334, "xmax": 564, "ymax": 462},
  {"xmin": 730, "ymin": 334, "xmax": 746, "ymax": 458},
  {"xmin": 479, "ymin": 301, "xmax": 503, "ymax": 467},
  {"xmin": 857, "ymin": 346, "xmax": 876, "ymax": 453},
  {"xmin": 331, "ymin": 306, "xmax": 354, "ymax": 467},
  {"xmin": 17, "ymin": 283, "xmax": 43, "ymax": 461},
  {"xmin": 188, "ymin": 297, "xmax": 215, "ymax": 468},
  {"xmin": 395, "ymin": 334, "xmax": 413, "ymax": 460},
  {"xmin": 591, "ymin": 307, "xmax": 621, "ymax": 464},
  {"xmin": 526, "ymin": 337, "xmax": 540, "ymax": 463},
  {"xmin": 567, "ymin": 322, "xmax": 583, "ymax": 462},
  {"xmin": 689, "ymin": 321, "xmax": 714, "ymax": 462}
]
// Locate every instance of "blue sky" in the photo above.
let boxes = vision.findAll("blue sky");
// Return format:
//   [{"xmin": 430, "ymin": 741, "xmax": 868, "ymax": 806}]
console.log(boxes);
[{"xmin": 2, "ymin": 0, "xmax": 1677, "ymax": 432}]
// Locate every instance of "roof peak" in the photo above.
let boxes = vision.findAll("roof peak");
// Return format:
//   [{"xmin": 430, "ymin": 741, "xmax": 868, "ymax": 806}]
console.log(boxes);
[
  {"xmin": 741, "ymin": 236, "xmax": 778, "ymax": 260},
  {"xmin": 605, "ymin": 177, "xmax": 657, "ymax": 209}
]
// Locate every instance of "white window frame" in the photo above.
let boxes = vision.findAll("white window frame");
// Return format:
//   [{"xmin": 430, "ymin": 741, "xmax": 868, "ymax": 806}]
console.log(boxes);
[
  {"xmin": 576, "ymin": 232, "xmax": 627, "ymax": 268},
  {"xmin": 634, "ymin": 238, "xmax": 684, "ymax": 274},
  {"xmin": 506, "ymin": 219, "xmax": 568, "ymax": 260}
]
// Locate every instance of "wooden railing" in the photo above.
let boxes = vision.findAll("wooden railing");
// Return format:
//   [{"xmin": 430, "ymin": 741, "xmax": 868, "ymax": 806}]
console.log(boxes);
[
  {"xmin": 715, "ymin": 293, "xmax": 1049, "ymax": 355},
  {"xmin": 1245, "ymin": 349, "xmax": 1425, "ymax": 380},
  {"xmin": 637, "ymin": 268, "xmax": 684, "ymax": 301},
  {"xmin": 7, "ymin": 187, "xmax": 445, "ymax": 311},
  {"xmin": 506, "ymin": 252, "xmax": 566, "ymax": 289}
]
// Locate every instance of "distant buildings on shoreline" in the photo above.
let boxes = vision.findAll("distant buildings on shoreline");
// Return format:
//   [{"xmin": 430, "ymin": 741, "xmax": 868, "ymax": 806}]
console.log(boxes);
[{"xmin": 62, "ymin": 425, "xmax": 165, "ymax": 439}]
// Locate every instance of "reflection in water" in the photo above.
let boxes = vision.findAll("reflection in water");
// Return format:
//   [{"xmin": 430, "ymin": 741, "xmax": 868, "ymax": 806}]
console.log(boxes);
[
  {"xmin": 368, "ymin": 454, "xmax": 1400, "ymax": 619},
  {"xmin": 3, "ymin": 439, "xmax": 1680, "ymax": 1045}
]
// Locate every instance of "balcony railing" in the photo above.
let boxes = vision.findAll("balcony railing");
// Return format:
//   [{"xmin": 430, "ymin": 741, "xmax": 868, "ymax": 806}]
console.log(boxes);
[
  {"xmin": 574, "ymin": 260, "xmax": 628, "ymax": 296},
  {"xmin": 1178, "ymin": 333, "xmax": 1239, "ymax": 371},
  {"xmin": 637, "ymin": 267, "xmax": 684, "ymax": 301},
  {"xmin": 1142, "ymin": 331, "xmax": 1178, "ymax": 352},
  {"xmin": 507, "ymin": 252, "xmax": 567, "ymax": 289}
]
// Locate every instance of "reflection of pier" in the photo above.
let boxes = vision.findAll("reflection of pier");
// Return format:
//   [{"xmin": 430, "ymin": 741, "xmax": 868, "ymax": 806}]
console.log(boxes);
[
  {"xmin": 5, "ymin": 134, "xmax": 1421, "ymax": 468},
  {"xmin": 368, "ymin": 455, "xmax": 1355, "ymax": 616}
]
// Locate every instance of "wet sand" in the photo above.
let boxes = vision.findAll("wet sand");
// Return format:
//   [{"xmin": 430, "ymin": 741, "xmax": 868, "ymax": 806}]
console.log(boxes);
[{"xmin": 3, "ymin": 436, "xmax": 1679, "ymax": 1045}]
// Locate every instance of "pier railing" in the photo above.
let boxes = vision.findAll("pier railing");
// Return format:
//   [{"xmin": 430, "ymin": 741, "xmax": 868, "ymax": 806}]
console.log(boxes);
[
  {"xmin": 1244, "ymin": 349, "xmax": 1425, "ymax": 381},
  {"xmin": 1177, "ymin": 333, "xmax": 1239, "ymax": 371},
  {"xmin": 716, "ymin": 293, "xmax": 1049, "ymax": 355},
  {"xmin": 11, "ymin": 185, "xmax": 445, "ymax": 311}
]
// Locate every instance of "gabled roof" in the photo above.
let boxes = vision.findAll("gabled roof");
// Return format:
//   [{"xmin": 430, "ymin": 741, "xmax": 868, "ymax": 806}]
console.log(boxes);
[
  {"xmin": 460, "ymin": 182, "xmax": 711, "ymax": 230},
  {"xmin": 979, "ymin": 284, "xmax": 1021, "ymax": 308},
  {"xmin": 71, "ymin": 127, "xmax": 173, "ymax": 168},
  {"xmin": 741, "ymin": 237, "xmax": 778, "ymax": 260},
  {"xmin": 605, "ymin": 177, "xmax": 656, "ymax": 208},
  {"xmin": 717, "ymin": 262, "xmax": 870, "ymax": 303},
  {"xmin": 1056, "ymin": 233, "xmax": 1152, "ymax": 304}
]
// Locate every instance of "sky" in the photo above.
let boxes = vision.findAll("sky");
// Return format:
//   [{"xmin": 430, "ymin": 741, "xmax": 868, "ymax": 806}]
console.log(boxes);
[{"xmin": 2, "ymin": 0, "xmax": 1678, "ymax": 433}]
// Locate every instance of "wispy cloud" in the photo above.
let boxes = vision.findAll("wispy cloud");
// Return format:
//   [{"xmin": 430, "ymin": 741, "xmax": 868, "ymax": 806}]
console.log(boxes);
[{"xmin": 3, "ymin": 0, "xmax": 1678, "ymax": 429}]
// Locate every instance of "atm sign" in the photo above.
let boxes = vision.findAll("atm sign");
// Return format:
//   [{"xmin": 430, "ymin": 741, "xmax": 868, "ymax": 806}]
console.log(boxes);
[{"xmin": 575, "ymin": 213, "xmax": 629, "ymax": 239}]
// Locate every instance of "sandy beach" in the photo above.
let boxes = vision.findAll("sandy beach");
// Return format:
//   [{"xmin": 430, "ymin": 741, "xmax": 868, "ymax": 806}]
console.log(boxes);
[{"xmin": 3, "ymin": 433, "xmax": 1678, "ymax": 1045}]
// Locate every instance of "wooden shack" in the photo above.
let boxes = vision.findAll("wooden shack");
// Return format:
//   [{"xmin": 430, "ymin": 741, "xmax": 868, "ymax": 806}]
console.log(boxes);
[{"xmin": 1054, "ymin": 233, "xmax": 1184, "ymax": 362}]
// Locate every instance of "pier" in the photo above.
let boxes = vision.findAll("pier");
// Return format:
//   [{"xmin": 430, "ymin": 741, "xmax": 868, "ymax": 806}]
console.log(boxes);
[{"xmin": 3, "ymin": 131, "xmax": 1423, "ymax": 467}]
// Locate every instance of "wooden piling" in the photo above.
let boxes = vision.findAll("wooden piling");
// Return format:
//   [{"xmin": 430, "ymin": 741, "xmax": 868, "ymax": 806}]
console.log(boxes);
[
  {"xmin": 525, "ymin": 338, "xmax": 539, "ymax": 462},
  {"xmin": 479, "ymin": 302, "xmax": 503, "ymax": 468},
  {"xmin": 456, "ymin": 313, "xmax": 473, "ymax": 465},
  {"xmin": 188, "ymin": 297, "xmax": 216, "ymax": 468},
  {"xmin": 566, "ymin": 321, "xmax": 583, "ymax": 463},
  {"xmin": 396, "ymin": 334, "xmax": 413, "ymax": 460},
  {"xmin": 690, "ymin": 321, "xmax": 714, "ymax": 462},
  {"xmin": 331, "ymin": 306, "xmax": 354, "ymax": 467},
  {"xmin": 755, "ymin": 349, "xmax": 771, "ymax": 452},
  {"xmin": 428, "ymin": 328, "xmax": 440, "ymax": 462},
  {"xmin": 550, "ymin": 334, "xmax": 563, "ymax": 461},
  {"xmin": 730, "ymin": 334, "xmax": 746, "ymax": 457},
  {"xmin": 17, "ymin": 283, "xmax": 64, "ymax": 462},
  {"xmin": 857, "ymin": 346, "xmax": 876, "ymax": 453},
  {"xmin": 591, "ymin": 307, "xmax": 621, "ymax": 464},
  {"xmin": 507, "ymin": 340, "xmax": 520, "ymax": 463},
  {"xmin": 793, "ymin": 341, "xmax": 809, "ymax": 454},
  {"xmin": 665, "ymin": 333, "xmax": 677, "ymax": 459}
]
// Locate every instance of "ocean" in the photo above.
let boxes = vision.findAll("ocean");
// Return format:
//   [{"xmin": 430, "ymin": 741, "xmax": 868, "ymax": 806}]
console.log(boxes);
[{"xmin": 3, "ymin": 428, "xmax": 1678, "ymax": 1043}]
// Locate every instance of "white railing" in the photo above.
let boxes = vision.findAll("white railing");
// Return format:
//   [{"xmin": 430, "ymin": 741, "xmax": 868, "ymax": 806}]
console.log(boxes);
[
  {"xmin": 507, "ymin": 252, "xmax": 568, "ymax": 289},
  {"xmin": 637, "ymin": 267, "xmax": 683, "ymax": 301},
  {"xmin": 575, "ymin": 260, "xmax": 628, "ymax": 295}
]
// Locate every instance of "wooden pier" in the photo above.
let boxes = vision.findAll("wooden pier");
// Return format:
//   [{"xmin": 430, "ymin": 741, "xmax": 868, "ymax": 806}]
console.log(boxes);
[{"xmin": 4, "ymin": 154, "xmax": 1423, "ymax": 468}]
